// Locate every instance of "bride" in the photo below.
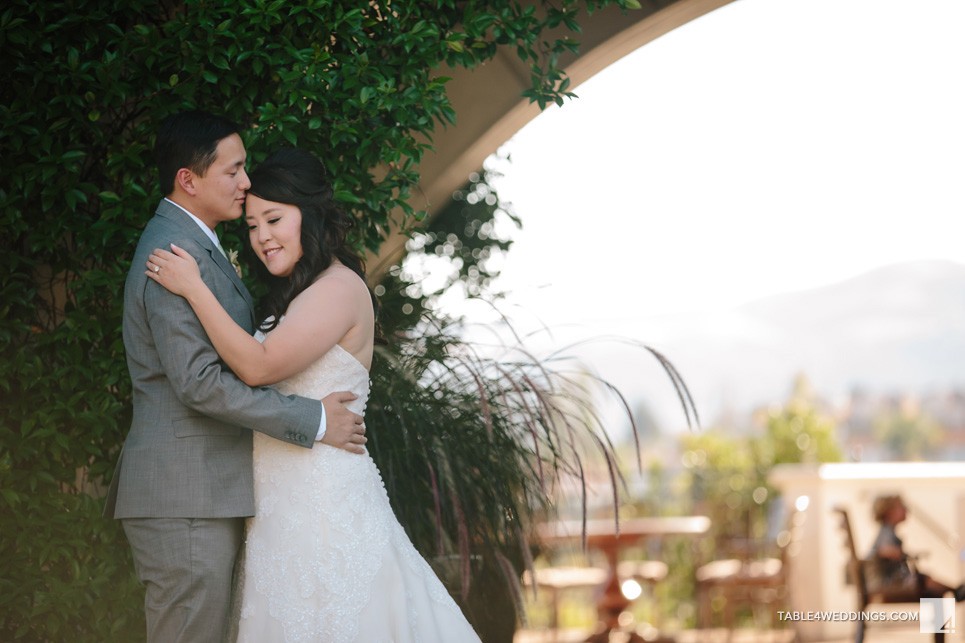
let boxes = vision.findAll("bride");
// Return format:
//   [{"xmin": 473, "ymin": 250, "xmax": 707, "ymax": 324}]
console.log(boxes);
[{"xmin": 145, "ymin": 148, "xmax": 480, "ymax": 642}]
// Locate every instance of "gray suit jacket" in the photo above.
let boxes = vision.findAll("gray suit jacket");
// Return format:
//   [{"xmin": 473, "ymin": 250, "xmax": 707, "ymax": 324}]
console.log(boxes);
[{"xmin": 105, "ymin": 199, "xmax": 320, "ymax": 519}]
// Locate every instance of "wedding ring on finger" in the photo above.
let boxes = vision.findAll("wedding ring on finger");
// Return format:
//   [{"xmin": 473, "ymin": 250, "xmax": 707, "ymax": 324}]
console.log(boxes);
[{"xmin": 153, "ymin": 265, "xmax": 160, "ymax": 273}]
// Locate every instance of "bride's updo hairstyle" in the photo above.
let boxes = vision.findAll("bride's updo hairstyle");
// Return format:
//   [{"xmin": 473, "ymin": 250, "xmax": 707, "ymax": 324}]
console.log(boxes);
[{"xmin": 247, "ymin": 148, "xmax": 367, "ymax": 331}]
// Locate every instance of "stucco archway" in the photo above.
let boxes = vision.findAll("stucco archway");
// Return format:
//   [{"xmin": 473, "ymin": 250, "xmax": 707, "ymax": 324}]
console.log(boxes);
[{"xmin": 371, "ymin": 0, "xmax": 735, "ymax": 275}]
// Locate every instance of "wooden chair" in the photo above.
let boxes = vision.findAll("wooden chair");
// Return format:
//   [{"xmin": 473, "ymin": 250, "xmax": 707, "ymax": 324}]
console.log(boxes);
[
  {"xmin": 695, "ymin": 543, "xmax": 788, "ymax": 630},
  {"xmin": 695, "ymin": 512, "xmax": 796, "ymax": 630},
  {"xmin": 523, "ymin": 566, "xmax": 607, "ymax": 637},
  {"xmin": 832, "ymin": 506, "xmax": 944, "ymax": 643},
  {"xmin": 617, "ymin": 559, "xmax": 669, "ymax": 626},
  {"xmin": 617, "ymin": 559, "xmax": 669, "ymax": 589}
]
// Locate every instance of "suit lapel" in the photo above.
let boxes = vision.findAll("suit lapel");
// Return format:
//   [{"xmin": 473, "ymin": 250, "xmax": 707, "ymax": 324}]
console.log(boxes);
[
  {"xmin": 208, "ymin": 243, "xmax": 254, "ymax": 312},
  {"xmin": 154, "ymin": 200, "xmax": 256, "ymax": 325}
]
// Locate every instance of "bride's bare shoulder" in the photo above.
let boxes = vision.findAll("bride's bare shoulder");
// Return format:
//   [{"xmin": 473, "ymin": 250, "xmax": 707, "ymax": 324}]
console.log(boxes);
[
  {"xmin": 283, "ymin": 265, "xmax": 369, "ymax": 328},
  {"xmin": 294, "ymin": 263, "xmax": 368, "ymax": 303},
  {"xmin": 314, "ymin": 262, "xmax": 367, "ymax": 289}
]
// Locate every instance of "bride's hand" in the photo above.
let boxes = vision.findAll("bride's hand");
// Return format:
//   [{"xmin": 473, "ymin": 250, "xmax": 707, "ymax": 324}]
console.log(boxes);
[{"xmin": 145, "ymin": 244, "xmax": 203, "ymax": 298}]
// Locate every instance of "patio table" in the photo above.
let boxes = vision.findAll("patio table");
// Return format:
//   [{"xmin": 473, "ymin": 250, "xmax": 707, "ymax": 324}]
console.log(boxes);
[{"xmin": 537, "ymin": 515, "xmax": 711, "ymax": 643}]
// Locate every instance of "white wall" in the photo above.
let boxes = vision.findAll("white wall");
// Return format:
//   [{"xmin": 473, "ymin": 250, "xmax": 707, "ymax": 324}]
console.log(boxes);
[{"xmin": 769, "ymin": 462, "xmax": 965, "ymax": 641}]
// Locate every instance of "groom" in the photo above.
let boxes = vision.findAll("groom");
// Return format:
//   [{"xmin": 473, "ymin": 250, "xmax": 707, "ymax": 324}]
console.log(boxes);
[{"xmin": 104, "ymin": 110, "xmax": 366, "ymax": 642}]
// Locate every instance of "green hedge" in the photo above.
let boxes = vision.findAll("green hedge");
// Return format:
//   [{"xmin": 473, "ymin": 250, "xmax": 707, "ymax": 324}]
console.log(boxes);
[{"xmin": 0, "ymin": 1, "xmax": 635, "ymax": 639}]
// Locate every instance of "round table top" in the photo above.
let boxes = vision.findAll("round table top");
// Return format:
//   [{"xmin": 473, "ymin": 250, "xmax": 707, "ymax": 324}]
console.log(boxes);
[{"xmin": 538, "ymin": 515, "xmax": 711, "ymax": 547}]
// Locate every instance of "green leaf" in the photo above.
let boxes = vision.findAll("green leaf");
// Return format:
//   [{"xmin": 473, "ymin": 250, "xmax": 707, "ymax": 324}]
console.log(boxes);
[{"xmin": 334, "ymin": 190, "xmax": 361, "ymax": 203}]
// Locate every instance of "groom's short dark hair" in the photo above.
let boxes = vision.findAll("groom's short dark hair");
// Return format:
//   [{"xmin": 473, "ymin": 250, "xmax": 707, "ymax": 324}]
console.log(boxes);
[{"xmin": 155, "ymin": 110, "xmax": 242, "ymax": 196}]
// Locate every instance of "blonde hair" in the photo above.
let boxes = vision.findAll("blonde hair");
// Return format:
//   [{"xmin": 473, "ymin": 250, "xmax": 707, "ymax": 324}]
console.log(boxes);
[{"xmin": 872, "ymin": 494, "xmax": 903, "ymax": 523}]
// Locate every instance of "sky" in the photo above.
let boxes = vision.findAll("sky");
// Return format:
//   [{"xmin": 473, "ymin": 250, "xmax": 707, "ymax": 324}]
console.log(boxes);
[
  {"xmin": 431, "ymin": 0, "xmax": 965, "ymax": 432},
  {"xmin": 475, "ymin": 0, "xmax": 965, "ymax": 329}
]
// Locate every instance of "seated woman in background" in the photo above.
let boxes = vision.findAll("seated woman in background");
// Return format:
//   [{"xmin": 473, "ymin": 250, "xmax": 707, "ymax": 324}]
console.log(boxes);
[{"xmin": 869, "ymin": 494, "xmax": 965, "ymax": 600}]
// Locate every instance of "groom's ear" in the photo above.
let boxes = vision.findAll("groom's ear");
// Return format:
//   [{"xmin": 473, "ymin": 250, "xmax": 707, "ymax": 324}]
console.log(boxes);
[{"xmin": 176, "ymin": 167, "xmax": 198, "ymax": 196}]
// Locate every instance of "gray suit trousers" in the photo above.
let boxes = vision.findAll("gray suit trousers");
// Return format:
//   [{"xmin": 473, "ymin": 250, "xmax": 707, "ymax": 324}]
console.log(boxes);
[{"xmin": 123, "ymin": 517, "xmax": 244, "ymax": 643}]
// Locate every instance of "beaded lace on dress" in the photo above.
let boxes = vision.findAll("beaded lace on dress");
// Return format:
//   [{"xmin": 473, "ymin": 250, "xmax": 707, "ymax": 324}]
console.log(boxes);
[{"xmin": 236, "ymin": 337, "xmax": 480, "ymax": 643}]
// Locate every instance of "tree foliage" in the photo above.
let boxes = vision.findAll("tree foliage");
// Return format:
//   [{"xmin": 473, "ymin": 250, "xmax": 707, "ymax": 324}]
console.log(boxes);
[
  {"xmin": 676, "ymin": 377, "xmax": 841, "ymax": 626},
  {"xmin": 754, "ymin": 374, "xmax": 842, "ymax": 467},
  {"xmin": 1, "ymin": 0, "xmax": 639, "ymax": 639},
  {"xmin": 872, "ymin": 399, "xmax": 943, "ymax": 460},
  {"xmin": 682, "ymin": 376, "xmax": 841, "ymax": 568}
]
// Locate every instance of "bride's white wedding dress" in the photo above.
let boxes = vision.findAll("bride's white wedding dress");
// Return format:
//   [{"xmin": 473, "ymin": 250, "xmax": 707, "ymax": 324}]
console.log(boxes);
[{"xmin": 236, "ymin": 339, "xmax": 481, "ymax": 642}]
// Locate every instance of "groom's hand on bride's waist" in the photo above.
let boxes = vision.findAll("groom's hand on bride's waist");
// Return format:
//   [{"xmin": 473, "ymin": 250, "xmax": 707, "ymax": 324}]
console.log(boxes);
[{"xmin": 320, "ymin": 391, "xmax": 366, "ymax": 454}]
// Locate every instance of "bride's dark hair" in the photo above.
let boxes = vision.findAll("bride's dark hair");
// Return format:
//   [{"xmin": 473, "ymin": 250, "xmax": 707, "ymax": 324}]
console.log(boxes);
[{"xmin": 246, "ymin": 148, "xmax": 368, "ymax": 332}]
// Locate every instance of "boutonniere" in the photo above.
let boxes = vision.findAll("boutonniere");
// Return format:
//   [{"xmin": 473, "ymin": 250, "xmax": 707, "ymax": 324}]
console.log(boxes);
[{"xmin": 227, "ymin": 249, "xmax": 243, "ymax": 278}]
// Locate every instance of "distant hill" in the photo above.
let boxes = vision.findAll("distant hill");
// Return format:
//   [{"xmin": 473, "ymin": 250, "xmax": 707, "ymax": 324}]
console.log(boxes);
[
  {"xmin": 732, "ymin": 259, "xmax": 965, "ymax": 392},
  {"xmin": 575, "ymin": 260, "xmax": 965, "ymax": 432}
]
